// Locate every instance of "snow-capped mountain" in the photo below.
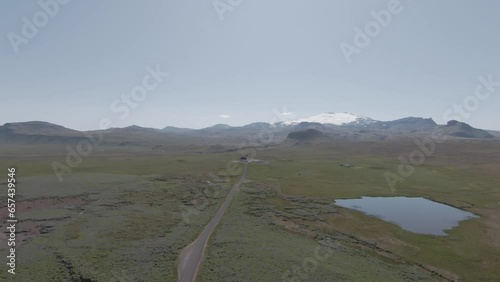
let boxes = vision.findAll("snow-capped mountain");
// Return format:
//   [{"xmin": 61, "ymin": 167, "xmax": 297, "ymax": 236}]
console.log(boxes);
[{"xmin": 280, "ymin": 112, "xmax": 376, "ymax": 126}]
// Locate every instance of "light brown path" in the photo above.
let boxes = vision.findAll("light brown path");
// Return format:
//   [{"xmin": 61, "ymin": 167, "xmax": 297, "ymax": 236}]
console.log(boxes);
[{"xmin": 177, "ymin": 163, "xmax": 248, "ymax": 282}]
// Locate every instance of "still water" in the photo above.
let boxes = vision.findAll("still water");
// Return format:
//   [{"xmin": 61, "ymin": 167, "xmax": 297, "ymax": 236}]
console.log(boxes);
[{"xmin": 334, "ymin": 197, "xmax": 479, "ymax": 236}]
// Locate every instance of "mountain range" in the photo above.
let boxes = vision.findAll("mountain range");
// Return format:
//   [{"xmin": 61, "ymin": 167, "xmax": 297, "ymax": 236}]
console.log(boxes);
[{"xmin": 0, "ymin": 113, "xmax": 496, "ymax": 147}]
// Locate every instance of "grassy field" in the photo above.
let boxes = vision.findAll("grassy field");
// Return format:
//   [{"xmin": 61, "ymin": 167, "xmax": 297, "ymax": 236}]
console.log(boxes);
[
  {"xmin": 1, "ymin": 138, "xmax": 499, "ymax": 281},
  {"xmin": 200, "ymin": 182, "xmax": 440, "ymax": 281},
  {"xmin": 0, "ymin": 147, "xmax": 242, "ymax": 281},
  {"xmin": 233, "ymin": 140, "xmax": 500, "ymax": 281}
]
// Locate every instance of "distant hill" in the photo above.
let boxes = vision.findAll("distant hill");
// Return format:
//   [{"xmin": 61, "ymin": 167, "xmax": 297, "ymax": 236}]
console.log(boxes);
[
  {"xmin": 442, "ymin": 120, "xmax": 494, "ymax": 139},
  {"xmin": 241, "ymin": 122, "xmax": 274, "ymax": 130},
  {"xmin": 287, "ymin": 129, "xmax": 328, "ymax": 140},
  {"xmin": 367, "ymin": 117, "xmax": 437, "ymax": 133},
  {"xmin": 0, "ymin": 121, "xmax": 81, "ymax": 136},
  {"xmin": 161, "ymin": 126, "xmax": 194, "ymax": 133},
  {"xmin": 109, "ymin": 125, "xmax": 160, "ymax": 134},
  {"xmin": 0, "ymin": 121, "xmax": 87, "ymax": 144},
  {"xmin": 203, "ymin": 124, "xmax": 232, "ymax": 130},
  {"xmin": 0, "ymin": 121, "xmax": 199, "ymax": 148}
]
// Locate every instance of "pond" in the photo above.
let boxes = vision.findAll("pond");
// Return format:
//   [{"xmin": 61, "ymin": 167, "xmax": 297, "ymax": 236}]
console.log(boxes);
[{"xmin": 334, "ymin": 197, "xmax": 479, "ymax": 236}]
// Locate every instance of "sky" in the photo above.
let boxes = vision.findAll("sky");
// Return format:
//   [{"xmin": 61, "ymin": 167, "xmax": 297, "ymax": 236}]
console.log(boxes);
[{"xmin": 1, "ymin": 0, "xmax": 499, "ymax": 130}]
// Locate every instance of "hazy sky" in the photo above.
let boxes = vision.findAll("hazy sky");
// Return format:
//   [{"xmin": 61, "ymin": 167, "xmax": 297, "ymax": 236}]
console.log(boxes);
[{"xmin": 1, "ymin": 0, "xmax": 499, "ymax": 130}]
